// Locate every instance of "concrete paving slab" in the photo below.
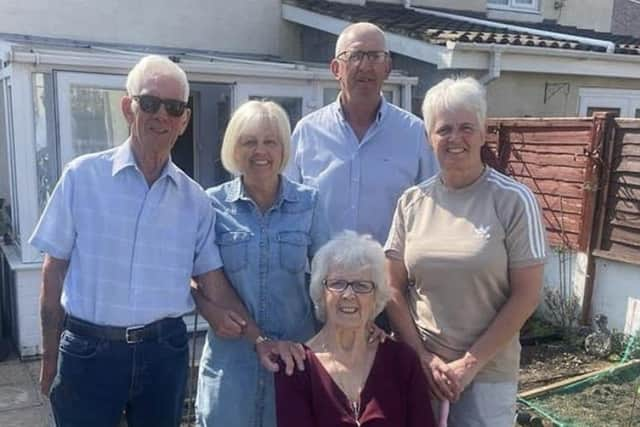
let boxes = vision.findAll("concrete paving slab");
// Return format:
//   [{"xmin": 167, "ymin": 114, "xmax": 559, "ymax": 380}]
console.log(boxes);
[
  {"xmin": 24, "ymin": 360, "xmax": 40, "ymax": 384},
  {"xmin": 0, "ymin": 361, "xmax": 31, "ymax": 385},
  {"xmin": 0, "ymin": 405, "xmax": 54, "ymax": 427},
  {"xmin": 0, "ymin": 383, "xmax": 42, "ymax": 411}
]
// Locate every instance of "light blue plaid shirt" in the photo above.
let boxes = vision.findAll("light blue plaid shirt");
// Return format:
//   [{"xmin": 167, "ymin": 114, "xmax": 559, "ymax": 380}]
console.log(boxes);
[
  {"xmin": 285, "ymin": 97, "xmax": 439, "ymax": 244},
  {"xmin": 29, "ymin": 140, "xmax": 222, "ymax": 327}
]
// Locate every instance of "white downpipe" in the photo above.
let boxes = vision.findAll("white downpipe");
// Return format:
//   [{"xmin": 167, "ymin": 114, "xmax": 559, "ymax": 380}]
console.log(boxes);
[
  {"xmin": 405, "ymin": 5, "xmax": 616, "ymax": 53},
  {"xmin": 479, "ymin": 47, "xmax": 503, "ymax": 85}
]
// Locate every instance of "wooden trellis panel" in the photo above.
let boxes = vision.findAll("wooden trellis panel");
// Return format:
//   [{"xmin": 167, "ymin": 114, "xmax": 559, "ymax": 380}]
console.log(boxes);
[
  {"xmin": 593, "ymin": 119, "xmax": 640, "ymax": 265},
  {"xmin": 484, "ymin": 118, "xmax": 598, "ymax": 250}
]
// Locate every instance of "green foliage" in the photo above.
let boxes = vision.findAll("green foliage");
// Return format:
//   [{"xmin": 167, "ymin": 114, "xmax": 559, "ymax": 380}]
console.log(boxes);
[{"xmin": 611, "ymin": 331, "xmax": 640, "ymax": 361}]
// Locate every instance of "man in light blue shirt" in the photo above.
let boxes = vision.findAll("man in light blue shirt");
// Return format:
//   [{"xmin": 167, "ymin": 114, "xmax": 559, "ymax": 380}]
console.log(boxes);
[
  {"xmin": 285, "ymin": 22, "xmax": 438, "ymax": 245},
  {"xmin": 29, "ymin": 55, "xmax": 248, "ymax": 427}
]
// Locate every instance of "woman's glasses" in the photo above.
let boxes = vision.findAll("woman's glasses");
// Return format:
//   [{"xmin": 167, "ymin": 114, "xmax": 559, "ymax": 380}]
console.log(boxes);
[
  {"xmin": 132, "ymin": 95, "xmax": 188, "ymax": 117},
  {"xmin": 323, "ymin": 279, "xmax": 376, "ymax": 294}
]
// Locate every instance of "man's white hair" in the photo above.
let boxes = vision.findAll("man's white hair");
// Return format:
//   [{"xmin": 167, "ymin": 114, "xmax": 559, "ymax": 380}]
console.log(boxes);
[
  {"xmin": 126, "ymin": 55, "xmax": 189, "ymax": 102},
  {"xmin": 335, "ymin": 22, "xmax": 387, "ymax": 57},
  {"xmin": 310, "ymin": 231, "xmax": 390, "ymax": 323}
]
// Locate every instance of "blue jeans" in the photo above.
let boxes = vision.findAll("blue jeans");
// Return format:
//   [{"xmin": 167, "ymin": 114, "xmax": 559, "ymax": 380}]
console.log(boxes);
[{"xmin": 49, "ymin": 318, "xmax": 189, "ymax": 427}]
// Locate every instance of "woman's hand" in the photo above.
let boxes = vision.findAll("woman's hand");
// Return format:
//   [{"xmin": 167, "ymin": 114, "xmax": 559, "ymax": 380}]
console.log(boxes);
[
  {"xmin": 418, "ymin": 350, "xmax": 460, "ymax": 401},
  {"xmin": 367, "ymin": 322, "xmax": 388, "ymax": 344},
  {"xmin": 256, "ymin": 340, "xmax": 306, "ymax": 375},
  {"xmin": 447, "ymin": 352, "xmax": 480, "ymax": 393}
]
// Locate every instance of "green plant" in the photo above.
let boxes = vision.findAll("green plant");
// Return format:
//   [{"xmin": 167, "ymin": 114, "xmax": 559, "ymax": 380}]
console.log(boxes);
[
  {"xmin": 542, "ymin": 247, "xmax": 580, "ymax": 336},
  {"xmin": 611, "ymin": 331, "xmax": 640, "ymax": 361}
]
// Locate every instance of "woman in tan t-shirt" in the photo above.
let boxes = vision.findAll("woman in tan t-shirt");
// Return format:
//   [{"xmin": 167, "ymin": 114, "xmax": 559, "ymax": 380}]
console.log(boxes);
[{"xmin": 383, "ymin": 76, "xmax": 546, "ymax": 427}]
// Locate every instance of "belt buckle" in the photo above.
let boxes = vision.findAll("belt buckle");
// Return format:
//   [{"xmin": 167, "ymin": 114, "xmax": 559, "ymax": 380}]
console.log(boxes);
[{"xmin": 125, "ymin": 325, "xmax": 146, "ymax": 344}]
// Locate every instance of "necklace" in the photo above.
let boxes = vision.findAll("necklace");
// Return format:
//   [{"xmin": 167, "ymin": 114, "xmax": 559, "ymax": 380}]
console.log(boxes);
[{"xmin": 315, "ymin": 341, "xmax": 367, "ymax": 424}]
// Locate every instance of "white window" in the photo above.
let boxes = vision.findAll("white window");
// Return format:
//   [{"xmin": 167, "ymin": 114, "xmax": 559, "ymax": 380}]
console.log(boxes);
[
  {"xmin": 488, "ymin": 0, "xmax": 539, "ymax": 12},
  {"xmin": 55, "ymin": 72, "xmax": 128, "ymax": 168},
  {"xmin": 578, "ymin": 88, "xmax": 640, "ymax": 118},
  {"xmin": 235, "ymin": 83, "xmax": 315, "ymax": 128}
]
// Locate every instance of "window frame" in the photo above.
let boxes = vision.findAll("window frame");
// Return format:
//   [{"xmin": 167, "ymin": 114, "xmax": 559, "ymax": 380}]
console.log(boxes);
[
  {"xmin": 487, "ymin": 0, "xmax": 539, "ymax": 12},
  {"xmin": 578, "ymin": 88, "xmax": 640, "ymax": 118},
  {"xmin": 55, "ymin": 71, "xmax": 128, "ymax": 168}
]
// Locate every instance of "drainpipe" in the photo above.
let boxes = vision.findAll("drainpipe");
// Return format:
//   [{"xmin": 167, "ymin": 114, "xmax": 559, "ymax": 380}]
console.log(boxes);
[
  {"xmin": 405, "ymin": 5, "xmax": 616, "ymax": 53},
  {"xmin": 479, "ymin": 46, "xmax": 502, "ymax": 85}
]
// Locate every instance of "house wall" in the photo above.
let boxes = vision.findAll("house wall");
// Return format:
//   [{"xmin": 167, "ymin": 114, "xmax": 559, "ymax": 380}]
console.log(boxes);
[
  {"xmin": 485, "ymin": 72, "xmax": 640, "ymax": 118},
  {"xmin": 591, "ymin": 258, "xmax": 640, "ymax": 334},
  {"xmin": 0, "ymin": 0, "xmax": 301, "ymax": 58},
  {"xmin": 539, "ymin": 241, "xmax": 640, "ymax": 334},
  {"xmin": 612, "ymin": 0, "xmax": 640, "ymax": 37},
  {"xmin": 541, "ymin": 0, "xmax": 614, "ymax": 32}
]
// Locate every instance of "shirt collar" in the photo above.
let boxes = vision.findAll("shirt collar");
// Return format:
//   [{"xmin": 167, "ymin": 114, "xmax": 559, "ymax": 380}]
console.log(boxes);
[
  {"xmin": 112, "ymin": 138, "xmax": 179, "ymax": 185},
  {"xmin": 226, "ymin": 175, "xmax": 299, "ymax": 205},
  {"xmin": 335, "ymin": 92, "xmax": 387, "ymax": 124}
]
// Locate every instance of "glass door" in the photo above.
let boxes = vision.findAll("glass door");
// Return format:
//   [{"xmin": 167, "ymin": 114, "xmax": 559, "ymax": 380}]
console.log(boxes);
[
  {"xmin": 55, "ymin": 72, "xmax": 128, "ymax": 168},
  {"xmin": 235, "ymin": 83, "xmax": 314, "ymax": 128},
  {"xmin": 189, "ymin": 82, "xmax": 232, "ymax": 189}
]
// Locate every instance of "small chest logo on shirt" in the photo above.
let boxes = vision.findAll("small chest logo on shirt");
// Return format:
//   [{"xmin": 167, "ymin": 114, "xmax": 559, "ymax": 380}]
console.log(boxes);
[{"xmin": 473, "ymin": 225, "xmax": 491, "ymax": 240}]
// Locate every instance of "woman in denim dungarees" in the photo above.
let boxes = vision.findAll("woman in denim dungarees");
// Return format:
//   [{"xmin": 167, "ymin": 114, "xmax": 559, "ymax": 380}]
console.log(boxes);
[{"xmin": 196, "ymin": 100, "xmax": 329, "ymax": 427}]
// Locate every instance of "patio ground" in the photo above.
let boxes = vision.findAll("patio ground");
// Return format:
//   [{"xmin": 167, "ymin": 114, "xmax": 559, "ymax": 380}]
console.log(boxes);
[{"xmin": 0, "ymin": 353, "xmax": 54, "ymax": 427}]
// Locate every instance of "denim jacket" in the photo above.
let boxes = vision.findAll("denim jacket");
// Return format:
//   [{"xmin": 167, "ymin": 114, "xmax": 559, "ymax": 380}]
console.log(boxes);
[{"xmin": 196, "ymin": 176, "xmax": 329, "ymax": 427}]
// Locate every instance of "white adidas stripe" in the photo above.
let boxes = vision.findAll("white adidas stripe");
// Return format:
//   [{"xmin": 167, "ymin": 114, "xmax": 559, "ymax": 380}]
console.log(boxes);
[
  {"xmin": 487, "ymin": 170, "xmax": 546, "ymax": 259},
  {"xmin": 488, "ymin": 171, "xmax": 546, "ymax": 254}
]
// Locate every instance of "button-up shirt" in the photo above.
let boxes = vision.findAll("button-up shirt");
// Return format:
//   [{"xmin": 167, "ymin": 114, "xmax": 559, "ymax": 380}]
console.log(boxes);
[
  {"xmin": 285, "ymin": 97, "xmax": 439, "ymax": 244},
  {"xmin": 29, "ymin": 140, "xmax": 222, "ymax": 327},
  {"xmin": 197, "ymin": 176, "xmax": 329, "ymax": 427}
]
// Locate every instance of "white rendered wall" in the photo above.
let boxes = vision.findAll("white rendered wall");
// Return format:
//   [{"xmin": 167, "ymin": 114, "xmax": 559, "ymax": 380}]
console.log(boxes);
[
  {"xmin": 13, "ymin": 268, "xmax": 41, "ymax": 357},
  {"xmin": 0, "ymin": 0, "xmax": 301, "ymax": 58},
  {"xmin": 542, "ymin": 247, "xmax": 640, "ymax": 334},
  {"xmin": 541, "ymin": 247, "xmax": 585, "ymax": 323},
  {"xmin": 591, "ymin": 258, "xmax": 640, "ymax": 334}
]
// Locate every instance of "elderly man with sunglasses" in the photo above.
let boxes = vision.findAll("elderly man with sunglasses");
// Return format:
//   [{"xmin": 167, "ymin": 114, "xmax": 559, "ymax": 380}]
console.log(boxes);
[
  {"xmin": 29, "ymin": 55, "xmax": 252, "ymax": 427},
  {"xmin": 285, "ymin": 22, "xmax": 438, "ymax": 247}
]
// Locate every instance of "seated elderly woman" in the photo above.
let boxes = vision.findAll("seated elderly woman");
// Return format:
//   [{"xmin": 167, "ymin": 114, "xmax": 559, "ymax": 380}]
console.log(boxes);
[
  {"xmin": 275, "ymin": 231, "xmax": 436, "ymax": 427},
  {"xmin": 384, "ymin": 76, "xmax": 546, "ymax": 426}
]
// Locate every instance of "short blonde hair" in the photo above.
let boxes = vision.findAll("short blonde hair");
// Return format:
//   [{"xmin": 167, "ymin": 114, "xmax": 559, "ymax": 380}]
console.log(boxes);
[
  {"xmin": 422, "ymin": 76, "xmax": 486, "ymax": 134},
  {"xmin": 310, "ymin": 231, "xmax": 390, "ymax": 323},
  {"xmin": 126, "ymin": 55, "xmax": 189, "ymax": 102},
  {"xmin": 220, "ymin": 100, "xmax": 291, "ymax": 175}
]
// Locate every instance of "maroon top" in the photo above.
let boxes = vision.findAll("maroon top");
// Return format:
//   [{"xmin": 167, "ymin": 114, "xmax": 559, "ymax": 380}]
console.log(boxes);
[{"xmin": 275, "ymin": 339, "xmax": 436, "ymax": 427}]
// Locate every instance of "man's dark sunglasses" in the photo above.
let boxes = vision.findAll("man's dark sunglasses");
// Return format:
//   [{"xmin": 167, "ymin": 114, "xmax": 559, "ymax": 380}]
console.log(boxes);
[{"xmin": 132, "ymin": 95, "xmax": 188, "ymax": 117}]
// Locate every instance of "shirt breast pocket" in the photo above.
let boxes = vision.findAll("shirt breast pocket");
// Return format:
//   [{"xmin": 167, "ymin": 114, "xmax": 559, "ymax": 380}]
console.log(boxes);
[
  {"xmin": 217, "ymin": 231, "xmax": 252, "ymax": 273},
  {"xmin": 277, "ymin": 231, "xmax": 310, "ymax": 273}
]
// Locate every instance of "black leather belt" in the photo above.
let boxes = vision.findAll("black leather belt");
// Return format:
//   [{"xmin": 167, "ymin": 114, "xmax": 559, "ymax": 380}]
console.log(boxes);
[{"xmin": 64, "ymin": 315, "xmax": 181, "ymax": 344}]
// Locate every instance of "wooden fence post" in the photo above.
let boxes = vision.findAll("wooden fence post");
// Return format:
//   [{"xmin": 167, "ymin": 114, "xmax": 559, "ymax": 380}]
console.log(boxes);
[{"xmin": 579, "ymin": 112, "xmax": 615, "ymax": 325}]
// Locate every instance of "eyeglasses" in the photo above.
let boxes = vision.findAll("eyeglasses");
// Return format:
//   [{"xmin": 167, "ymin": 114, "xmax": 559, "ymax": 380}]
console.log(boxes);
[
  {"xmin": 132, "ymin": 95, "xmax": 188, "ymax": 117},
  {"xmin": 336, "ymin": 50, "xmax": 389, "ymax": 64},
  {"xmin": 323, "ymin": 279, "xmax": 376, "ymax": 294}
]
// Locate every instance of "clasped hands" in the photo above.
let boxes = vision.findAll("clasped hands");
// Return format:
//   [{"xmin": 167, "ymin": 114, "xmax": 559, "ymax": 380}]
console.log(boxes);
[{"xmin": 419, "ymin": 350, "xmax": 480, "ymax": 402}]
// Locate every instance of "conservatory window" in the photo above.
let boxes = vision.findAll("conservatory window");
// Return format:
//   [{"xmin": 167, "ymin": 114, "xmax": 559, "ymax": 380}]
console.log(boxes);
[{"xmin": 488, "ymin": 0, "xmax": 539, "ymax": 12}]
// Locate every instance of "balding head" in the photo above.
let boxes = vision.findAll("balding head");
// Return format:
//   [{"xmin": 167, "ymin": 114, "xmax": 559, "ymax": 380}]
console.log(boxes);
[{"xmin": 335, "ymin": 23, "xmax": 387, "ymax": 57}]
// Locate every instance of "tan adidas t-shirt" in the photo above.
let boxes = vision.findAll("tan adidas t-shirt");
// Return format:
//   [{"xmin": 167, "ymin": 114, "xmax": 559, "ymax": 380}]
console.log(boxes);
[{"xmin": 385, "ymin": 167, "xmax": 547, "ymax": 382}]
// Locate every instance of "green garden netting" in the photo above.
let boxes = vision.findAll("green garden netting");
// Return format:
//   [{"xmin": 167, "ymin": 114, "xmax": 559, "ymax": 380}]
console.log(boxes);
[{"xmin": 519, "ymin": 333, "xmax": 640, "ymax": 426}]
